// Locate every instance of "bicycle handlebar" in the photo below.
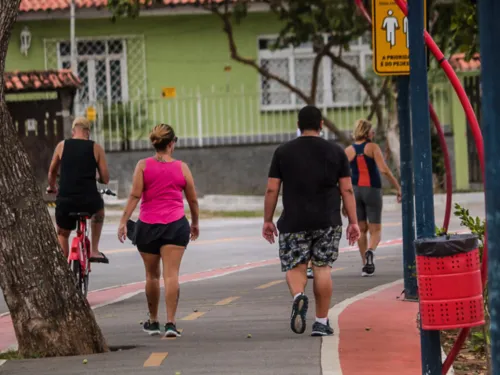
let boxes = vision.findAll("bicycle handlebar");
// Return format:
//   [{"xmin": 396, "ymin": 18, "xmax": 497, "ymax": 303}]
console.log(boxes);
[
  {"xmin": 99, "ymin": 189, "xmax": 117, "ymax": 196},
  {"xmin": 46, "ymin": 188, "xmax": 116, "ymax": 196}
]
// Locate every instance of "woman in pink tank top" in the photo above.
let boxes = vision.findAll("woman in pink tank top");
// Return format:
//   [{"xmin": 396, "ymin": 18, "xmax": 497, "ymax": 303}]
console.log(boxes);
[{"xmin": 117, "ymin": 124, "xmax": 199, "ymax": 338}]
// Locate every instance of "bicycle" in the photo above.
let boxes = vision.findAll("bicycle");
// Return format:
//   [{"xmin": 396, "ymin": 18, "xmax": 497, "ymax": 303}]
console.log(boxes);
[
  {"xmin": 45, "ymin": 187, "xmax": 116, "ymax": 297},
  {"xmin": 64, "ymin": 188, "xmax": 116, "ymax": 297}
]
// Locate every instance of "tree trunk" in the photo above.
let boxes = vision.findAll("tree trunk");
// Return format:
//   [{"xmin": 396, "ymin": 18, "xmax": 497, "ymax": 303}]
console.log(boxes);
[{"xmin": 0, "ymin": 0, "xmax": 108, "ymax": 358}]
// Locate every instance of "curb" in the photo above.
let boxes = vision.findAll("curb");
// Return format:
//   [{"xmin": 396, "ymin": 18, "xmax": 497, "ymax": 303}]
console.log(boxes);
[
  {"xmin": 45, "ymin": 192, "xmax": 484, "ymax": 214},
  {"xmin": 322, "ymin": 279, "xmax": 404, "ymax": 375},
  {"xmin": 322, "ymin": 279, "xmax": 455, "ymax": 375}
]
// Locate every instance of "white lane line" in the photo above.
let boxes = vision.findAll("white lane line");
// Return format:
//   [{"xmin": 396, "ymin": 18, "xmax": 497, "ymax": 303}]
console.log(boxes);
[
  {"xmin": 322, "ymin": 279, "xmax": 403, "ymax": 375},
  {"xmin": 0, "ymin": 359, "xmax": 6, "ymax": 367}
]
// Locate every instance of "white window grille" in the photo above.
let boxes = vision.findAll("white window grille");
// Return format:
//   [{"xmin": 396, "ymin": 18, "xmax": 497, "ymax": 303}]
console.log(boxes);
[
  {"xmin": 44, "ymin": 35, "xmax": 147, "ymax": 113},
  {"xmin": 258, "ymin": 35, "xmax": 372, "ymax": 110}
]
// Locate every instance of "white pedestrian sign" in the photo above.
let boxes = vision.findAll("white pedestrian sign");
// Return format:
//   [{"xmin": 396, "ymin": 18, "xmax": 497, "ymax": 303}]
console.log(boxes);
[
  {"xmin": 382, "ymin": 10, "xmax": 399, "ymax": 49},
  {"xmin": 403, "ymin": 16, "xmax": 409, "ymax": 49},
  {"xmin": 371, "ymin": 0, "xmax": 427, "ymax": 76}
]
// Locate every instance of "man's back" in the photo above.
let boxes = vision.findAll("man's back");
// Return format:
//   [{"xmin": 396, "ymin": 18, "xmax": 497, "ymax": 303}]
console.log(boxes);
[
  {"xmin": 58, "ymin": 139, "xmax": 99, "ymax": 199},
  {"xmin": 268, "ymin": 136, "xmax": 351, "ymax": 233}
]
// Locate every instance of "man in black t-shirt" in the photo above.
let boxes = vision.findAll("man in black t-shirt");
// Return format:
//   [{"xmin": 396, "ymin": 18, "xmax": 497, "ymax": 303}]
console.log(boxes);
[{"xmin": 262, "ymin": 105, "xmax": 360, "ymax": 337}]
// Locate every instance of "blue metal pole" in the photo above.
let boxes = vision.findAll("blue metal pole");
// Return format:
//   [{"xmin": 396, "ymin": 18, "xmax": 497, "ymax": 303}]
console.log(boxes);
[
  {"xmin": 478, "ymin": 1, "xmax": 500, "ymax": 373},
  {"xmin": 397, "ymin": 76, "xmax": 417, "ymax": 301},
  {"xmin": 408, "ymin": 0, "xmax": 442, "ymax": 373}
]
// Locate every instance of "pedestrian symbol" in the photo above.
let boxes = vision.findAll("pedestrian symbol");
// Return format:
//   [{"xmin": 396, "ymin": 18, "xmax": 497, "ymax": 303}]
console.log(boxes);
[
  {"xmin": 382, "ymin": 10, "xmax": 399, "ymax": 49},
  {"xmin": 371, "ymin": 0, "xmax": 427, "ymax": 76},
  {"xmin": 403, "ymin": 16, "xmax": 409, "ymax": 49}
]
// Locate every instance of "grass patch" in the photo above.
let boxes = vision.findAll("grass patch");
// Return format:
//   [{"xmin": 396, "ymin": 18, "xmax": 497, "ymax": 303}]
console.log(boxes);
[
  {"xmin": 441, "ymin": 328, "xmax": 489, "ymax": 375},
  {"xmin": 0, "ymin": 350, "xmax": 23, "ymax": 360},
  {"xmin": 196, "ymin": 210, "xmax": 269, "ymax": 219}
]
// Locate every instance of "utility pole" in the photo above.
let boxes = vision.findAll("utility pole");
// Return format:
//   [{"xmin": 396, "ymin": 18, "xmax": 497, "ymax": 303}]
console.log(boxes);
[
  {"xmin": 407, "ymin": 0, "xmax": 442, "ymax": 373},
  {"xmin": 397, "ymin": 76, "xmax": 417, "ymax": 301},
  {"xmin": 70, "ymin": 0, "xmax": 77, "ymax": 75},
  {"xmin": 478, "ymin": 1, "xmax": 500, "ymax": 374}
]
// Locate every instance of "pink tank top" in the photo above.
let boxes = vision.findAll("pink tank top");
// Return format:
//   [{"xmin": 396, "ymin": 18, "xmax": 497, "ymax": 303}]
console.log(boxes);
[{"xmin": 139, "ymin": 158, "xmax": 186, "ymax": 224}]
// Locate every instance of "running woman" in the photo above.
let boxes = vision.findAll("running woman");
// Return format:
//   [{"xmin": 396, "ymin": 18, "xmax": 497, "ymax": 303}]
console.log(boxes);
[
  {"xmin": 118, "ymin": 124, "xmax": 199, "ymax": 338},
  {"xmin": 263, "ymin": 106, "xmax": 360, "ymax": 337},
  {"xmin": 345, "ymin": 119, "xmax": 401, "ymax": 277}
]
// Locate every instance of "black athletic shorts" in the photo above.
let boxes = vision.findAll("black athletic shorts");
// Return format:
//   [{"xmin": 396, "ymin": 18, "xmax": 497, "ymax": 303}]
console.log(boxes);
[
  {"xmin": 55, "ymin": 195, "xmax": 104, "ymax": 230},
  {"xmin": 127, "ymin": 216, "xmax": 191, "ymax": 255}
]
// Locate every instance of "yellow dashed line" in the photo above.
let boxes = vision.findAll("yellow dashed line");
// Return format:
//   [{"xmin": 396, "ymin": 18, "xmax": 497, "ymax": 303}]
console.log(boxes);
[
  {"xmin": 215, "ymin": 296, "xmax": 240, "ymax": 306},
  {"xmin": 143, "ymin": 352, "xmax": 168, "ymax": 367},
  {"xmin": 255, "ymin": 280, "xmax": 285, "ymax": 290},
  {"xmin": 181, "ymin": 311, "xmax": 206, "ymax": 321}
]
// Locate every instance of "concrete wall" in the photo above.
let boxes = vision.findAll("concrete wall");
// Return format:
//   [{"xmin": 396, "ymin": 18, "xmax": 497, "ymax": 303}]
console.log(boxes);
[
  {"xmin": 107, "ymin": 134, "xmax": 458, "ymax": 198},
  {"xmin": 107, "ymin": 144, "xmax": 279, "ymax": 198}
]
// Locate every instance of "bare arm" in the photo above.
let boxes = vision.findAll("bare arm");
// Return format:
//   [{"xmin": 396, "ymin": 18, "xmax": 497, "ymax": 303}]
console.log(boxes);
[
  {"xmin": 182, "ymin": 162, "xmax": 199, "ymax": 226},
  {"xmin": 339, "ymin": 177, "xmax": 358, "ymax": 225},
  {"xmin": 48, "ymin": 141, "xmax": 63, "ymax": 190},
  {"xmin": 119, "ymin": 160, "xmax": 144, "ymax": 227},
  {"xmin": 373, "ymin": 144, "xmax": 400, "ymax": 191},
  {"xmin": 264, "ymin": 178, "xmax": 281, "ymax": 223},
  {"xmin": 95, "ymin": 143, "xmax": 110, "ymax": 185}
]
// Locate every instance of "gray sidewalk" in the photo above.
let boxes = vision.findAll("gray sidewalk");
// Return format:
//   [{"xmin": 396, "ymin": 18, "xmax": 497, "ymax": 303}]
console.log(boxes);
[
  {"xmin": 47, "ymin": 192, "xmax": 484, "ymax": 218},
  {"xmin": 0, "ymin": 248, "xmax": 403, "ymax": 375}
]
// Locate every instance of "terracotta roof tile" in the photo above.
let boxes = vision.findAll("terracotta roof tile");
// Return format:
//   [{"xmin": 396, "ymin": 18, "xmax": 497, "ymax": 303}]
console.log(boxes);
[
  {"xmin": 4, "ymin": 70, "xmax": 81, "ymax": 94},
  {"xmin": 19, "ymin": 0, "xmax": 203, "ymax": 12},
  {"xmin": 20, "ymin": 0, "xmax": 107, "ymax": 12},
  {"xmin": 449, "ymin": 53, "xmax": 481, "ymax": 72}
]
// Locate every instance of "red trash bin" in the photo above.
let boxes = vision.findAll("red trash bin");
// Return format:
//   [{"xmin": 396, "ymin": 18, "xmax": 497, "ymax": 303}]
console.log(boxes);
[{"xmin": 415, "ymin": 233, "xmax": 485, "ymax": 330}]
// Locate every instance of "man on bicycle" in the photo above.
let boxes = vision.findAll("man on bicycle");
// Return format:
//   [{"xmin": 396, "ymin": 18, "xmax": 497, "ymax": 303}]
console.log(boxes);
[{"xmin": 47, "ymin": 117, "xmax": 110, "ymax": 264}]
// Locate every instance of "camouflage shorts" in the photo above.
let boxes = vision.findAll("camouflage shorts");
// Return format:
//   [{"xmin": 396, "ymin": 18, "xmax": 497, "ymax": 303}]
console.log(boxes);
[{"xmin": 278, "ymin": 226, "xmax": 342, "ymax": 272}]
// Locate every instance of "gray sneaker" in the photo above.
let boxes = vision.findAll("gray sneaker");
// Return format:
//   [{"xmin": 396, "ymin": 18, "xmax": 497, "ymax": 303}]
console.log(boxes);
[
  {"xmin": 311, "ymin": 320, "xmax": 334, "ymax": 336},
  {"xmin": 290, "ymin": 294, "xmax": 309, "ymax": 334}
]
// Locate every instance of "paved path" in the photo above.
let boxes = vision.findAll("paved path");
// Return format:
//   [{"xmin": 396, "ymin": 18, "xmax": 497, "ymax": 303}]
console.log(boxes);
[{"xmin": 0, "ymin": 202, "xmax": 484, "ymax": 374}]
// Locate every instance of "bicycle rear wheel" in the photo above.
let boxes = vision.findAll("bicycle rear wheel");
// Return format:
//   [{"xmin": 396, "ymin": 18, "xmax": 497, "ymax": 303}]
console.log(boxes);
[{"xmin": 70, "ymin": 260, "xmax": 88, "ymax": 297}]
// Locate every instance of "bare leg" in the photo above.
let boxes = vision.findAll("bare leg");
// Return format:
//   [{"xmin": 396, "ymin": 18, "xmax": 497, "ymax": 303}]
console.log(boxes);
[
  {"xmin": 368, "ymin": 223, "xmax": 382, "ymax": 251},
  {"xmin": 90, "ymin": 209, "xmax": 105, "ymax": 258},
  {"xmin": 140, "ymin": 252, "xmax": 161, "ymax": 322},
  {"xmin": 358, "ymin": 221, "xmax": 369, "ymax": 264},
  {"xmin": 57, "ymin": 227, "xmax": 71, "ymax": 258},
  {"xmin": 160, "ymin": 245, "xmax": 185, "ymax": 324},
  {"xmin": 312, "ymin": 265, "xmax": 332, "ymax": 319},
  {"xmin": 286, "ymin": 263, "xmax": 308, "ymax": 297}
]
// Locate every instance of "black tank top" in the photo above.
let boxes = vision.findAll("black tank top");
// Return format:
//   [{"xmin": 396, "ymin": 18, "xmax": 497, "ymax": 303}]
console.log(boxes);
[{"xmin": 58, "ymin": 139, "xmax": 99, "ymax": 199}]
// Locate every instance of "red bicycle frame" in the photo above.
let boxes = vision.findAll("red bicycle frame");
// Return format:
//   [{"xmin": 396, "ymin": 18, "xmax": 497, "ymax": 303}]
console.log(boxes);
[{"xmin": 69, "ymin": 215, "xmax": 91, "ymax": 281}]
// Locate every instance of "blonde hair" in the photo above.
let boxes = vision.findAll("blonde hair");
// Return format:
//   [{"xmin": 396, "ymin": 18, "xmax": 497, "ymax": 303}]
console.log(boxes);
[
  {"xmin": 150, "ymin": 123, "xmax": 176, "ymax": 151},
  {"xmin": 72, "ymin": 117, "xmax": 91, "ymax": 130},
  {"xmin": 353, "ymin": 119, "xmax": 372, "ymax": 141}
]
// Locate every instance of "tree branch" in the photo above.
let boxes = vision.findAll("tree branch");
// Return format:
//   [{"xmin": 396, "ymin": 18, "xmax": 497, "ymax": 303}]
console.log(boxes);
[
  {"xmin": 326, "ymin": 50, "xmax": 384, "ymax": 128},
  {"xmin": 209, "ymin": 5, "xmax": 349, "ymax": 145},
  {"xmin": 367, "ymin": 77, "xmax": 390, "ymax": 121},
  {"xmin": 211, "ymin": 6, "xmax": 311, "ymax": 103}
]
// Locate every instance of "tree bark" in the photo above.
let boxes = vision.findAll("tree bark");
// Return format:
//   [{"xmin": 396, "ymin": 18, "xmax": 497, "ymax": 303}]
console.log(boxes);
[{"xmin": 0, "ymin": 0, "xmax": 108, "ymax": 357}]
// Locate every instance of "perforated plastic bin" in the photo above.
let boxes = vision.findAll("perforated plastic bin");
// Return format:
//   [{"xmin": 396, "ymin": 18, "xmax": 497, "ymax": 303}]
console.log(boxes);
[{"xmin": 415, "ymin": 233, "xmax": 485, "ymax": 330}]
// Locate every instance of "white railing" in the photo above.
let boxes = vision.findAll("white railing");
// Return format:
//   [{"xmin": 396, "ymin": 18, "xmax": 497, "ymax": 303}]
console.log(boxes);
[{"xmin": 82, "ymin": 86, "xmax": 452, "ymax": 151}]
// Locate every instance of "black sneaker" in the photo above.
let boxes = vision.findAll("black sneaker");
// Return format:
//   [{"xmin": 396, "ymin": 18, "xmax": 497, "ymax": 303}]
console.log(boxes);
[
  {"xmin": 311, "ymin": 320, "xmax": 334, "ymax": 336},
  {"xmin": 143, "ymin": 320, "xmax": 161, "ymax": 336},
  {"xmin": 290, "ymin": 294, "xmax": 309, "ymax": 334},
  {"xmin": 362, "ymin": 250, "xmax": 375, "ymax": 277},
  {"xmin": 164, "ymin": 322, "xmax": 182, "ymax": 338}
]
